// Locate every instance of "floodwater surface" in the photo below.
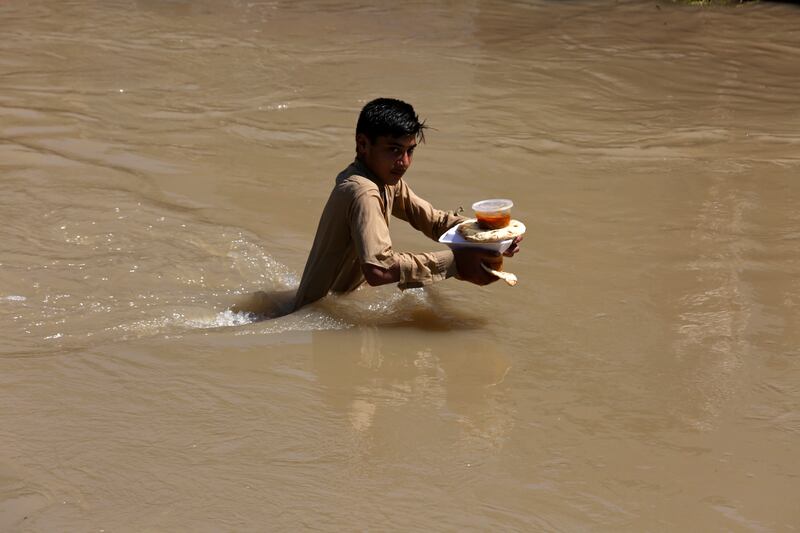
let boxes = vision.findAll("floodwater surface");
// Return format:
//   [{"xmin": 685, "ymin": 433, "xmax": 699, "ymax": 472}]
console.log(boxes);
[{"xmin": 1, "ymin": 0, "xmax": 799, "ymax": 531}]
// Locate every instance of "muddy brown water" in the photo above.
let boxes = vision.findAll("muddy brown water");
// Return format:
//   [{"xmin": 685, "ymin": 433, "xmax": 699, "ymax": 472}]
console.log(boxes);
[{"xmin": 2, "ymin": 1, "xmax": 799, "ymax": 531}]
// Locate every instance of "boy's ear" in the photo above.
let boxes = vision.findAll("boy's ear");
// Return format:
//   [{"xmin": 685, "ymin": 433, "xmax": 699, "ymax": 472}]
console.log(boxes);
[{"xmin": 355, "ymin": 133, "xmax": 368, "ymax": 155}]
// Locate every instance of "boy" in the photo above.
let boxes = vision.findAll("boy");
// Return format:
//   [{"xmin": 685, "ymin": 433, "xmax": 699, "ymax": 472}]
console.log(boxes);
[{"xmin": 292, "ymin": 97, "xmax": 520, "ymax": 312}]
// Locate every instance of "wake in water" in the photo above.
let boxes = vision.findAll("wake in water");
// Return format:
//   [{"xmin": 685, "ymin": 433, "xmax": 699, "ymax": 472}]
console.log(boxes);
[
  {"xmin": 0, "ymin": 181, "xmax": 487, "ymax": 357},
  {"xmin": 0, "ymin": 182, "xmax": 310, "ymax": 355}
]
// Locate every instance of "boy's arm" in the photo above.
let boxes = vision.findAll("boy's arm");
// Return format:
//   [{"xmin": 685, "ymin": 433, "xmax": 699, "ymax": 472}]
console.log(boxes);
[
  {"xmin": 391, "ymin": 180, "xmax": 467, "ymax": 241},
  {"xmin": 361, "ymin": 248, "xmax": 502, "ymax": 287},
  {"xmin": 351, "ymin": 189, "xmax": 497, "ymax": 288}
]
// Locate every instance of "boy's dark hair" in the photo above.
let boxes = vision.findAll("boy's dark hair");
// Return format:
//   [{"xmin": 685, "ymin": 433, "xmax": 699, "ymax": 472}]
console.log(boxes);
[{"xmin": 356, "ymin": 98, "xmax": 427, "ymax": 143}]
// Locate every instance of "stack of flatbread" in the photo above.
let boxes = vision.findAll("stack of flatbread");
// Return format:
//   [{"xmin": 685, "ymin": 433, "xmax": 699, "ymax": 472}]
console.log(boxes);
[{"xmin": 456, "ymin": 219, "xmax": 525, "ymax": 286}]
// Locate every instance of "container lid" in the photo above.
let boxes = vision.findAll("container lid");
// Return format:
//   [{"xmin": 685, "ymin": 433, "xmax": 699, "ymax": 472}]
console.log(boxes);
[{"xmin": 472, "ymin": 199, "xmax": 513, "ymax": 212}]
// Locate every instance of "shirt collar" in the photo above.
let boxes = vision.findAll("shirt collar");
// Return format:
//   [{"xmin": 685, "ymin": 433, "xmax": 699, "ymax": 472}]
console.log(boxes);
[{"xmin": 352, "ymin": 158, "xmax": 384, "ymax": 187}]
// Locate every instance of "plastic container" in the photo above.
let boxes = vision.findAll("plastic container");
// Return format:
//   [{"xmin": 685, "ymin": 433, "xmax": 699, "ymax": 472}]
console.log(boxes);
[{"xmin": 472, "ymin": 199, "xmax": 513, "ymax": 230}]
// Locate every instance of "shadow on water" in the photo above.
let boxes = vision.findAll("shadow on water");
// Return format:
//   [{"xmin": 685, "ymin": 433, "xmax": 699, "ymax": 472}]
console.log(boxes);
[{"xmin": 316, "ymin": 286, "xmax": 490, "ymax": 331}]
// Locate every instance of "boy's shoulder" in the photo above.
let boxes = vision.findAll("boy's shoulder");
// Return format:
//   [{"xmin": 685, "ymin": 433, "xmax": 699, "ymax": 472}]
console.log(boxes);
[{"xmin": 334, "ymin": 162, "xmax": 381, "ymax": 197}]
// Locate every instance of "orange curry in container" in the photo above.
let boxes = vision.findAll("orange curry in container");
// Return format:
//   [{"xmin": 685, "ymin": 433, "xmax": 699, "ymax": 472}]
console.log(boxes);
[{"xmin": 472, "ymin": 199, "xmax": 513, "ymax": 230}]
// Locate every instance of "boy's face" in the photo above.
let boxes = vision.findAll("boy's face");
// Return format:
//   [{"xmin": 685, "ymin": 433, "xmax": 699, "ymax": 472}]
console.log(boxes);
[{"xmin": 356, "ymin": 133, "xmax": 417, "ymax": 186}]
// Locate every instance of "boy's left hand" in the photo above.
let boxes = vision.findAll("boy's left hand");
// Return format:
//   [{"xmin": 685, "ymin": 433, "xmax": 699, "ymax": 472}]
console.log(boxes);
[{"xmin": 503, "ymin": 236, "xmax": 523, "ymax": 257}]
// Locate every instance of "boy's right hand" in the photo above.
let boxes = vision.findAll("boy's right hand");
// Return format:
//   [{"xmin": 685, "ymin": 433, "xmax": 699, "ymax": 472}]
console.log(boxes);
[{"xmin": 454, "ymin": 248, "xmax": 503, "ymax": 286}]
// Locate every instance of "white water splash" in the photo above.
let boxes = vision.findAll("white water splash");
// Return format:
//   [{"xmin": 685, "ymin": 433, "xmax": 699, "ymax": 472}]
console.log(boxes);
[{"xmin": 183, "ymin": 309, "xmax": 258, "ymax": 329}]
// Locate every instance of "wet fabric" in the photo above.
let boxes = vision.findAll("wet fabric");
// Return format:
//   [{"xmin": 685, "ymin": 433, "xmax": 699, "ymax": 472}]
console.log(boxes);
[{"xmin": 293, "ymin": 159, "xmax": 466, "ymax": 311}]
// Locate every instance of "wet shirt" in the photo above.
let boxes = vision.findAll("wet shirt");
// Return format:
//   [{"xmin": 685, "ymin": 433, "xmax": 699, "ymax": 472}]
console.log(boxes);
[{"xmin": 293, "ymin": 159, "xmax": 466, "ymax": 311}]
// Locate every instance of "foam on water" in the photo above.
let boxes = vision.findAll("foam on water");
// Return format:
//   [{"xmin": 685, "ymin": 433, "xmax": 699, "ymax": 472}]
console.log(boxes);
[
  {"xmin": 184, "ymin": 309, "xmax": 259, "ymax": 329},
  {"xmin": 113, "ymin": 309, "xmax": 255, "ymax": 332}
]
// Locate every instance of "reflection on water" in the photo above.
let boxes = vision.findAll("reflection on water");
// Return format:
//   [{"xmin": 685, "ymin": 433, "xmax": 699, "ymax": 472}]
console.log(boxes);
[
  {"xmin": 312, "ymin": 327, "xmax": 513, "ymax": 450},
  {"xmin": 672, "ymin": 175, "xmax": 754, "ymax": 430}
]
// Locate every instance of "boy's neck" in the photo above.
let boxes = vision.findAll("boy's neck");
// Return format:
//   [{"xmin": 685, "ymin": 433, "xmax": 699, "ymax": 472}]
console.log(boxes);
[{"xmin": 354, "ymin": 157, "xmax": 383, "ymax": 185}]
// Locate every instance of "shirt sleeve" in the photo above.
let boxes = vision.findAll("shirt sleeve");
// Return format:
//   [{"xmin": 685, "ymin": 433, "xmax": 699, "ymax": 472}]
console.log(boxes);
[
  {"xmin": 391, "ymin": 180, "xmax": 467, "ymax": 241},
  {"xmin": 349, "ymin": 188, "xmax": 459, "ymax": 289}
]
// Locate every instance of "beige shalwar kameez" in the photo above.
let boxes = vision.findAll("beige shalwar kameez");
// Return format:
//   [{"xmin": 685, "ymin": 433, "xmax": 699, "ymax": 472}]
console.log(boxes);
[{"xmin": 293, "ymin": 159, "xmax": 466, "ymax": 311}]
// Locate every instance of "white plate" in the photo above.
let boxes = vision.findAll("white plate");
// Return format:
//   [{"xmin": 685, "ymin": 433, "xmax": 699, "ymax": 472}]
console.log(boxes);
[{"xmin": 438, "ymin": 220, "xmax": 525, "ymax": 254}]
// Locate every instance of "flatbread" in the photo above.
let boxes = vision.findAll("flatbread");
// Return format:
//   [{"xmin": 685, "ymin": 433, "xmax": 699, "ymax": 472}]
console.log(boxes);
[
  {"xmin": 482, "ymin": 264, "xmax": 518, "ymax": 286},
  {"xmin": 457, "ymin": 219, "xmax": 525, "ymax": 243}
]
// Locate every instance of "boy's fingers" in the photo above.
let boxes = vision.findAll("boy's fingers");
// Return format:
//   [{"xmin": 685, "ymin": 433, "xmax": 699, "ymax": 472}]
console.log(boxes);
[{"xmin": 503, "ymin": 236, "xmax": 522, "ymax": 256}]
